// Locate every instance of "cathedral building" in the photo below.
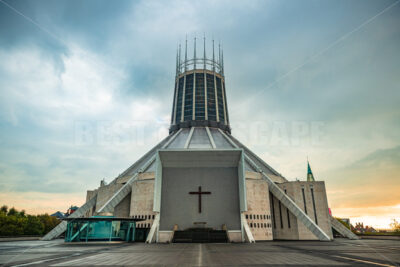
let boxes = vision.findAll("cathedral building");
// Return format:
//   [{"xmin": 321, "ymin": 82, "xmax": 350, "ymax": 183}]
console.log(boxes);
[{"xmin": 43, "ymin": 39, "xmax": 357, "ymax": 243}]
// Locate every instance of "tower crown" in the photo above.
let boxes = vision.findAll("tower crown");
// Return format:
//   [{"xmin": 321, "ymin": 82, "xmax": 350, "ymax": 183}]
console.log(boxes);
[{"xmin": 170, "ymin": 37, "xmax": 230, "ymax": 133}]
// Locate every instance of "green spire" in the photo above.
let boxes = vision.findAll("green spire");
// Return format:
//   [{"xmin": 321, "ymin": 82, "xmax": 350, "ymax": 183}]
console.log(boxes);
[{"xmin": 307, "ymin": 161, "xmax": 315, "ymax": 182}]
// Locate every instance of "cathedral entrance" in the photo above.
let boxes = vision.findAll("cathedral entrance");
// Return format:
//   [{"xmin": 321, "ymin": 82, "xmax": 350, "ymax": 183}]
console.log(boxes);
[
  {"xmin": 172, "ymin": 228, "xmax": 228, "ymax": 243},
  {"xmin": 154, "ymin": 150, "xmax": 247, "ymax": 242}
]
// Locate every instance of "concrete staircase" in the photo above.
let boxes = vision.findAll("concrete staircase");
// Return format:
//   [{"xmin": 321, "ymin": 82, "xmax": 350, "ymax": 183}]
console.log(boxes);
[
  {"xmin": 173, "ymin": 229, "xmax": 228, "ymax": 243},
  {"xmin": 330, "ymin": 216, "xmax": 360, "ymax": 240},
  {"xmin": 41, "ymin": 195, "xmax": 97, "ymax": 241}
]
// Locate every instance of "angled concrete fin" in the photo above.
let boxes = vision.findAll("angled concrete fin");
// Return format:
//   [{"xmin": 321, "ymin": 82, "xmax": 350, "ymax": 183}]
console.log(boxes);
[
  {"xmin": 330, "ymin": 216, "xmax": 360, "ymax": 240},
  {"xmin": 97, "ymin": 169, "xmax": 146, "ymax": 214},
  {"xmin": 41, "ymin": 195, "xmax": 97, "ymax": 241},
  {"xmin": 245, "ymin": 155, "xmax": 332, "ymax": 241},
  {"xmin": 97, "ymin": 130, "xmax": 182, "ymax": 214},
  {"xmin": 217, "ymin": 129, "xmax": 331, "ymax": 241},
  {"xmin": 146, "ymin": 214, "xmax": 160, "ymax": 243},
  {"xmin": 241, "ymin": 214, "xmax": 255, "ymax": 243}
]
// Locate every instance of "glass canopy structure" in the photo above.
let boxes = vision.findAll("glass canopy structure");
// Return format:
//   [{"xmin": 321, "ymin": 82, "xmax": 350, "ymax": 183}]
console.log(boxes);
[{"xmin": 64, "ymin": 216, "xmax": 143, "ymax": 242}]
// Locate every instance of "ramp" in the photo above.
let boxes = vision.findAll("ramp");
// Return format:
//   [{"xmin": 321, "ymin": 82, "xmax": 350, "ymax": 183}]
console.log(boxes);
[
  {"xmin": 330, "ymin": 216, "xmax": 360, "ymax": 240},
  {"xmin": 41, "ymin": 195, "xmax": 97, "ymax": 241}
]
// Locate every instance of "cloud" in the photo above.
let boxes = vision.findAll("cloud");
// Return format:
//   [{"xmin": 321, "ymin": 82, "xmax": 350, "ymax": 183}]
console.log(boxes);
[
  {"xmin": 0, "ymin": 0, "xmax": 399, "ymax": 226},
  {"xmin": 0, "ymin": 44, "xmax": 169, "ymax": 195},
  {"xmin": 325, "ymin": 146, "xmax": 400, "ymax": 209}
]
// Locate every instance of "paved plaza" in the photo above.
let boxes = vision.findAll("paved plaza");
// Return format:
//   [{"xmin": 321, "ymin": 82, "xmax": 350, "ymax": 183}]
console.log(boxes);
[{"xmin": 0, "ymin": 239, "xmax": 399, "ymax": 266}]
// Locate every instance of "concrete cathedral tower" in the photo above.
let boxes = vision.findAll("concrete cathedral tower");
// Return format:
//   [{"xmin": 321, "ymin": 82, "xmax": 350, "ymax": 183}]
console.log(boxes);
[
  {"xmin": 43, "ymin": 39, "xmax": 358, "ymax": 243},
  {"xmin": 170, "ymin": 37, "xmax": 230, "ymax": 133}
]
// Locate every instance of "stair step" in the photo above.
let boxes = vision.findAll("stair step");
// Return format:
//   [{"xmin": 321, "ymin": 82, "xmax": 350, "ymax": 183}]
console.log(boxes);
[{"xmin": 172, "ymin": 229, "xmax": 228, "ymax": 243}]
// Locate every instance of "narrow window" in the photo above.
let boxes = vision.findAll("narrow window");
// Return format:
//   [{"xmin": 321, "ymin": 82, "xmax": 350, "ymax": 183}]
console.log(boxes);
[
  {"xmin": 302, "ymin": 187, "xmax": 308, "ymax": 214},
  {"xmin": 284, "ymin": 189, "xmax": 291, "ymax": 228},
  {"xmin": 175, "ymin": 77, "xmax": 184, "ymax": 123},
  {"xmin": 250, "ymin": 223, "xmax": 253, "ymax": 228},
  {"xmin": 311, "ymin": 187, "xmax": 318, "ymax": 225},
  {"xmin": 246, "ymin": 214, "xmax": 249, "ymax": 219},
  {"xmin": 270, "ymin": 193, "xmax": 276, "ymax": 228},
  {"xmin": 279, "ymin": 201, "xmax": 283, "ymax": 229}
]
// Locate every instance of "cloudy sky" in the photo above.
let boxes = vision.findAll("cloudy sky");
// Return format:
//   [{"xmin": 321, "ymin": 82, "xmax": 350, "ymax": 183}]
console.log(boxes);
[{"xmin": 0, "ymin": 0, "xmax": 399, "ymax": 229}]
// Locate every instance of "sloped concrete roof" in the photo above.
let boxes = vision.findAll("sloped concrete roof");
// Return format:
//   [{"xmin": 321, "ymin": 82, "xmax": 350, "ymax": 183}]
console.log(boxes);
[{"xmin": 113, "ymin": 127, "xmax": 287, "ymax": 184}]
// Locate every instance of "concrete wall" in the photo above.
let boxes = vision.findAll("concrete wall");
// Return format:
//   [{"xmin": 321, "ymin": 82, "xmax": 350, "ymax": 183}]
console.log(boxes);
[
  {"xmin": 273, "ymin": 181, "xmax": 333, "ymax": 240},
  {"xmin": 88, "ymin": 182, "xmax": 123, "ymax": 214},
  {"xmin": 244, "ymin": 171, "xmax": 273, "ymax": 240},
  {"xmin": 114, "ymin": 193, "xmax": 131, "ymax": 217},
  {"xmin": 227, "ymin": 231, "xmax": 242, "ymax": 242},
  {"xmin": 85, "ymin": 172, "xmax": 155, "ymax": 227},
  {"xmin": 85, "ymin": 190, "xmax": 97, "ymax": 217},
  {"xmin": 159, "ymin": 167, "xmax": 241, "ymax": 231},
  {"xmin": 270, "ymin": 189, "xmax": 300, "ymax": 240},
  {"xmin": 130, "ymin": 172, "xmax": 156, "ymax": 229}
]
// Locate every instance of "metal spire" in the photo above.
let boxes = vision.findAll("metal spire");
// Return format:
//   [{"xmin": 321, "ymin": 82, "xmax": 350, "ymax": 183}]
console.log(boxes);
[
  {"xmin": 175, "ymin": 45, "xmax": 178, "ymax": 77},
  {"xmin": 221, "ymin": 45, "xmax": 224, "ymax": 76},
  {"xmin": 203, "ymin": 34, "xmax": 206, "ymax": 69},
  {"xmin": 178, "ymin": 44, "xmax": 181, "ymax": 74},
  {"xmin": 194, "ymin": 36, "xmax": 197, "ymax": 70},
  {"xmin": 184, "ymin": 36, "xmax": 188, "ymax": 72},
  {"xmin": 218, "ymin": 42, "xmax": 221, "ymax": 74},
  {"xmin": 212, "ymin": 39, "xmax": 215, "ymax": 72}
]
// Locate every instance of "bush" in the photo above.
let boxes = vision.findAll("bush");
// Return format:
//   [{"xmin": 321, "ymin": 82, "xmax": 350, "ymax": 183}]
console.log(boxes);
[{"xmin": 0, "ymin": 205, "xmax": 61, "ymax": 237}]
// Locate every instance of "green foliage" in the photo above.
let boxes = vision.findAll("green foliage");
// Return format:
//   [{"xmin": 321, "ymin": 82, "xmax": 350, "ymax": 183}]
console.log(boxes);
[
  {"xmin": 7, "ymin": 207, "xmax": 18, "ymax": 216},
  {"xmin": 0, "ymin": 205, "xmax": 61, "ymax": 237},
  {"xmin": 37, "ymin": 214, "xmax": 60, "ymax": 234},
  {"xmin": 334, "ymin": 217, "xmax": 354, "ymax": 231},
  {"xmin": 390, "ymin": 219, "xmax": 400, "ymax": 233},
  {"xmin": 0, "ymin": 205, "xmax": 7, "ymax": 213}
]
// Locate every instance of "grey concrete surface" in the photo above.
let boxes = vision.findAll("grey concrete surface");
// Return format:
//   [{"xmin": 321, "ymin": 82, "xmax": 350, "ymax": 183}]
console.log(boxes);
[{"xmin": 0, "ymin": 238, "xmax": 399, "ymax": 266}]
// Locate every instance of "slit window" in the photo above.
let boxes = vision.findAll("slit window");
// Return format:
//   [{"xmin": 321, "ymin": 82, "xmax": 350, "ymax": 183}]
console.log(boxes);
[
  {"xmin": 279, "ymin": 201, "xmax": 283, "ymax": 229},
  {"xmin": 302, "ymin": 187, "xmax": 308, "ymax": 214},
  {"xmin": 311, "ymin": 186, "xmax": 318, "ymax": 225}
]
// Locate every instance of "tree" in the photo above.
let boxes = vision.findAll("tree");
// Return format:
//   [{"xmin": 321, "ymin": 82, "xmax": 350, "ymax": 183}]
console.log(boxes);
[
  {"xmin": 24, "ymin": 216, "xmax": 44, "ymax": 235},
  {"xmin": 390, "ymin": 219, "xmax": 400, "ymax": 233},
  {"xmin": 0, "ymin": 213, "xmax": 26, "ymax": 236},
  {"xmin": 7, "ymin": 207, "xmax": 18, "ymax": 216},
  {"xmin": 0, "ymin": 205, "xmax": 7, "ymax": 214},
  {"xmin": 37, "ymin": 214, "xmax": 61, "ymax": 234},
  {"xmin": 0, "ymin": 205, "xmax": 61, "ymax": 236},
  {"xmin": 19, "ymin": 210, "xmax": 26, "ymax": 217}
]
